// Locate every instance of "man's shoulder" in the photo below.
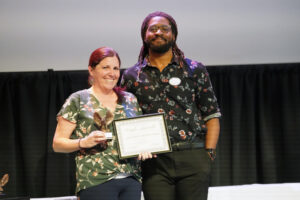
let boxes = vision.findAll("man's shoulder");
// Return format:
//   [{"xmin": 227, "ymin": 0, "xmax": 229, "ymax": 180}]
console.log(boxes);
[
  {"xmin": 184, "ymin": 58, "xmax": 207, "ymax": 76},
  {"xmin": 123, "ymin": 63, "xmax": 141, "ymax": 73},
  {"xmin": 122, "ymin": 63, "xmax": 142, "ymax": 81},
  {"xmin": 184, "ymin": 57, "xmax": 205, "ymax": 68}
]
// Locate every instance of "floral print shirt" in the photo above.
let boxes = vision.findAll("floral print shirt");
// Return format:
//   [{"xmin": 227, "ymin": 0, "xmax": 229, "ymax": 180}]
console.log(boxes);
[
  {"xmin": 121, "ymin": 57, "xmax": 221, "ymax": 144},
  {"xmin": 57, "ymin": 88, "xmax": 143, "ymax": 194}
]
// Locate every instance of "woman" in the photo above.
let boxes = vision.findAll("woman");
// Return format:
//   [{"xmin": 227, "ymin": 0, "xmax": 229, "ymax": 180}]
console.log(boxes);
[{"xmin": 52, "ymin": 47, "xmax": 153, "ymax": 200}]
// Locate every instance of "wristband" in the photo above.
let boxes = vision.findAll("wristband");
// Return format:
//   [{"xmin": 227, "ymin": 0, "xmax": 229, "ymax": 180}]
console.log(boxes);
[
  {"xmin": 78, "ymin": 138, "xmax": 83, "ymax": 149},
  {"xmin": 206, "ymin": 148, "xmax": 216, "ymax": 160}
]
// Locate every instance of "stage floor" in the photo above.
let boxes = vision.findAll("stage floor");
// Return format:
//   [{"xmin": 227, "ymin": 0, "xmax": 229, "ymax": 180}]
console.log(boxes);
[
  {"xmin": 208, "ymin": 183, "xmax": 300, "ymax": 200},
  {"xmin": 30, "ymin": 183, "xmax": 300, "ymax": 200}
]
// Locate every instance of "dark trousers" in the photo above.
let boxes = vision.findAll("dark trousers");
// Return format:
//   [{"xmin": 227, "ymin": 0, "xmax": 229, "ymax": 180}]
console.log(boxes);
[
  {"xmin": 79, "ymin": 177, "xmax": 141, "ymax": 200},
  {"xmin": 142, "ymin": 148, "xmax": 212, "ymax": 200}
]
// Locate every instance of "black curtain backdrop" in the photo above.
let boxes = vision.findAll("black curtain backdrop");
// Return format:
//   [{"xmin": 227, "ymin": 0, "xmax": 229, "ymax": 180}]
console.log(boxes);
[{"xmin": 0, "ymin": 63, "xmax": 299, "ymax": 198}]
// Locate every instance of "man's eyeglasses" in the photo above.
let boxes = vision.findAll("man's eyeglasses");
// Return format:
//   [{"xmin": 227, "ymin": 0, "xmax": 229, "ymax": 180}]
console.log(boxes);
[{"xmin": 147, "ymin": 25, "xmax": 171, "ymax": 33}]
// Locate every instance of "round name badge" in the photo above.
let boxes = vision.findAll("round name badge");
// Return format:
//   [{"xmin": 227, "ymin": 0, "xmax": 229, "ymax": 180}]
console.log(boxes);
[{"xmin": 169, "ymin": 77, "xmax": 181, "ymax": 86}]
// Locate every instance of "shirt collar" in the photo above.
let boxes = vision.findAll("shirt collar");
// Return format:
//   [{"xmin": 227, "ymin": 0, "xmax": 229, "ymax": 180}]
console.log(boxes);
[{"xmin": 140, "ymin": 54, "xmax": 180, "ymax": 69}]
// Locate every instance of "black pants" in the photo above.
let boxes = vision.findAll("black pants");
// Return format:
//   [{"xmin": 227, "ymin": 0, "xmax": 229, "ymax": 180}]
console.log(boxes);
[
  {"xmin": 142, "ymin": 148, "xmax": 212, "ymax": 200},
  {"xmin": 79, "ymin": 177, "xmax": 141, "ymax": 200}
]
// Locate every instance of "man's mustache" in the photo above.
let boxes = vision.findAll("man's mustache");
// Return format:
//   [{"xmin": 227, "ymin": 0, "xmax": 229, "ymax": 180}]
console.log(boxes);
[{"xmin": 151, "ymin": 36, "xmax": 167, "ymax": 42}]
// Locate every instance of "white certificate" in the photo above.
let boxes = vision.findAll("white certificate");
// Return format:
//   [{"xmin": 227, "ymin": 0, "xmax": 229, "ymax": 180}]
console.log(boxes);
[{"xmin": 113, "ymin": 113, "xmax": 172, "ymax": 159}]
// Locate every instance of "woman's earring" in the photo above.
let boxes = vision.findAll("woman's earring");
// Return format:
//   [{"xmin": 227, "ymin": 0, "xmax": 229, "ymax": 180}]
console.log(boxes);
[{"xmin": 88, "ymin": 75, "xmax": 94, "ymax": 86}]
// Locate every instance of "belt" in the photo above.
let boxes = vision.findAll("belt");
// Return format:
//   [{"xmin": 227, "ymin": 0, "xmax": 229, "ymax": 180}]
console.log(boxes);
[{"xmin": 171, "ymin": 142, "xmax": 204, "ymax": 151}]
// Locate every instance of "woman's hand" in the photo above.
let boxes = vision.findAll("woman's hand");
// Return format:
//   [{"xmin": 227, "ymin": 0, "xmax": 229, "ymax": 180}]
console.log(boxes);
[
  {"xmin": 53, "ymin": 117, "xmax": 109, "ymax": 153},
  {"xmin": 80, "ymin": 131, "xmax": 107, "ymax": 148},
  {"xmin": 138, "ymin": 152, "xmax": 157, "ymax": 161}
]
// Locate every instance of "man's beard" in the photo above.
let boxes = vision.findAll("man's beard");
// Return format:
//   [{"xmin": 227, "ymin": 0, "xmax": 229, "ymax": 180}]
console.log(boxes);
[{"xmin": 146, "ymin": 36, "xmax": 175, "ymax": 54}]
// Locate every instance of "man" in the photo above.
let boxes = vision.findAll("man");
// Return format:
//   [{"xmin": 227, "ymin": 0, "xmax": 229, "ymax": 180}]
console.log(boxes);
[{"xmin": 121, "ymin": 11, "xmax": 221, "ymax": 200}]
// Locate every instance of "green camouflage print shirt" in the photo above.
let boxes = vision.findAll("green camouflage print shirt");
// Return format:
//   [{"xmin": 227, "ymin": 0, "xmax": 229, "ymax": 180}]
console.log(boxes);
[{"xmin": 58, "ymin": 88, "xmax": 143, "ymax": 194}]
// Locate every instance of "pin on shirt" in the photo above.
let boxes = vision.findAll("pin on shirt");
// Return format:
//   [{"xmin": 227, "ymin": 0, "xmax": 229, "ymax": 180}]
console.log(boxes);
[{"xmin": 169, "ymin": 77, "xmax": 181, "ymax": 86}]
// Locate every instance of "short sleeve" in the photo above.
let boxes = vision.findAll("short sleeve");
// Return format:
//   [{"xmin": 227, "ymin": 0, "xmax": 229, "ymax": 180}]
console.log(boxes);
[
  {"xmin": 57, "ymin": 92, "xmax": 80, "ymax": 123},
  {"xmin": 193, "ymin": 63, "xmax": 221, "ymax": 121}
]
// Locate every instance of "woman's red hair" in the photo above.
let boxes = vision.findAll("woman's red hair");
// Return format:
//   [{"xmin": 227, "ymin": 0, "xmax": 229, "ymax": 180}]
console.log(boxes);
[{"xmin": 88, "ymin": 47, "xmax": 125, "ymax": 102}]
